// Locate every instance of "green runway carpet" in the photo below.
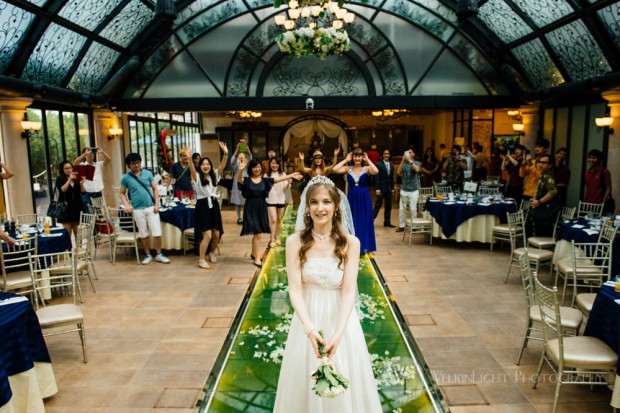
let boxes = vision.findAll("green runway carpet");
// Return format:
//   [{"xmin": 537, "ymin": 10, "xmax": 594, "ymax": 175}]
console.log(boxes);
[{"xmin": 195, "ymin": 207, "xmax": 448, "ymax": 413}]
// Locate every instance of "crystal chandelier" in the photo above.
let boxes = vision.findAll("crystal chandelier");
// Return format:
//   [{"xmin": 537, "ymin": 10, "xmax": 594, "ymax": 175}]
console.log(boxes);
[{"xmin": 273, "ymin": 1, "xmax": 360, "ymax": 59}]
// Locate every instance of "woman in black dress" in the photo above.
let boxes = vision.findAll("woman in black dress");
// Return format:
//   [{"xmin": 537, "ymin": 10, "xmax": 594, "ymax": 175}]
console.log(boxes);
[
  {"xmin": 237, "ymin": 158, "xmax": 302, "ymax": 267},
  {"xmin": 55, "ymin": 161, "xmax": 85, "ymax": 241}
]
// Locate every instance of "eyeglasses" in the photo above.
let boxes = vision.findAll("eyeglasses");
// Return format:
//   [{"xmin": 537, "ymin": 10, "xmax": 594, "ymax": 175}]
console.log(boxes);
[
  {"xmin": 537, "ymin": 161, "xmax": 550, "ymax": 164},
  {"xmin": 129, "ymin": 161, "xmax": 141, "ymax": 165}
]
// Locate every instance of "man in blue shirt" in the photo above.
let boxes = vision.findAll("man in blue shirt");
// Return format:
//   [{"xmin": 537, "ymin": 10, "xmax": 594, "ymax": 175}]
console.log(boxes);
[
  {"xmin": 119, "ymin": 153, "xmax": 170, "ymax": 265},
  {"xmin": 165, "ymin": 149, "xmax": 194, "ymax": 199}
]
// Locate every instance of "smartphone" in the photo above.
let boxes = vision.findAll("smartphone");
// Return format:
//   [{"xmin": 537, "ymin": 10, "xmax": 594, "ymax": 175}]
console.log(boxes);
[
  {"xmin": 91, "ymin": 147, "xmax": 98, "ymax": 156},
  {"xmin": 403, "ymin": 151, "xmax": 409, "ymax": 158},
  {"xmin": 239, "ymin": 143, "xmax": 248, "ymax": 153}
]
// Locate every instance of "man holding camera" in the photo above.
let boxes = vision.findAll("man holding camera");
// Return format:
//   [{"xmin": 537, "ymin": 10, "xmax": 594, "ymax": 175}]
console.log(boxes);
[
  {"xmin": 396, "ymin": 149, "xmax": 421, "ymax": 233},
  {"xmin": 166, "ymin": 149, "xmax": 195, "ymax": 199},
  {"xmin": 73, "ymin": 146, "xmax": 112, "ymax": 212},
  {"xmin": 443, "ymin": 145, "xmax": 467, "ymax": 191}
]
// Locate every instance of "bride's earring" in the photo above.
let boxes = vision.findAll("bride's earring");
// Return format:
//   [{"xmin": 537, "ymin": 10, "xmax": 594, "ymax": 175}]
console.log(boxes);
[{"xmin": 305, "ymin": 212, "xmax": 310, "ymax": 217}]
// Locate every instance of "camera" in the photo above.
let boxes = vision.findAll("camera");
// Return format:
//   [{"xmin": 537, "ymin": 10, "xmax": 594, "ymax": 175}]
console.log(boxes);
[
  {"xmin": 91, "ymin": 147, "xmax": 97, "ymax": 156},
  {"xmin": 305, "ymin": 98, "xmax": 314, "ymax": 110}
]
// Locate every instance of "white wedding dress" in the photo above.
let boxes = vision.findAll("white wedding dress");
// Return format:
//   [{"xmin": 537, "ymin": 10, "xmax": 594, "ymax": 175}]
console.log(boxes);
[{"xmin": 273, "ymin": 257, "xmax": 383, "ymax": 412}]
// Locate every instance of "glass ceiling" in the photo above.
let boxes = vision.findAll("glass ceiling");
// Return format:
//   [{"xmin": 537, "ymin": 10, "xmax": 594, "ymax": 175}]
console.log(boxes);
[{"xmin": 0, "ymin": 0, "xmax": 618, "ymax": 105}]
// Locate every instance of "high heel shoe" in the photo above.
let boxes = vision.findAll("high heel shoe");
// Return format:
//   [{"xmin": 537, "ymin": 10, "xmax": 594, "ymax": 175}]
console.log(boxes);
[
  {"xmin": 197, "ymin": 259, "xmax": 211, "ymax": 269},
  {"xmin": 208, "ymin": 253, "xmax": 218, "ymax": 263}
]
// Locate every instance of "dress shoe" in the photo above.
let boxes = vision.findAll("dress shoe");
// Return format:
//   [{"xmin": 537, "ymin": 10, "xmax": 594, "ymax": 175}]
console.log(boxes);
[
  {"xmin": 384, "ymin": 224, "xmax": 396, "ymax": 228},
  {"xmin": 237, "ymin": 219, "xmax": 243, "ymax": 225},
  {"xmin": 395, "ymin": 227, "xmax": 405, "ymax": 232}
]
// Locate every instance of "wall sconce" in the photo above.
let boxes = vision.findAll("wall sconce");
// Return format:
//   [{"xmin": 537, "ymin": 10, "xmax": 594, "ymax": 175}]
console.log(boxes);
[
  {"xmin": 512, "ymin": 123, "xmax": 525, "ymax": 135},
  {"xmin": 507, "ymin": 110, "xmax": 520, "ymax": 117},
  {"xmin": 108, "ymin": 127, "xmax": 123, "ymax": 140},
  {"xmin": 20, "ymin": 113, "xmax": 42, "ymax": 139},
  {"xmin": 594, "ymin": 116, "xmax": 614, "ymax": 135}
]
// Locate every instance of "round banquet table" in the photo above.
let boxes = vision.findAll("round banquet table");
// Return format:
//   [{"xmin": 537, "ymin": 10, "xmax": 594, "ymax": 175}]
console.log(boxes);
[
  {"xmin": 0, "ymin": 292, "xmax": 57, "ymax": 413},
  {"xmin": 552, "ymin": 218, "xmax": 620, "ymax": 276},
  {"xmin": 424, "ymin": 198, "xmax": 517, "ymax": 243}
]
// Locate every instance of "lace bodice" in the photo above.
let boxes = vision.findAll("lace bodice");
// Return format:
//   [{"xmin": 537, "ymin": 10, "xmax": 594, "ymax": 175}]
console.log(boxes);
[{"xmin": 302, "ymin": 257, "xmax": 343, "ymax": 290}]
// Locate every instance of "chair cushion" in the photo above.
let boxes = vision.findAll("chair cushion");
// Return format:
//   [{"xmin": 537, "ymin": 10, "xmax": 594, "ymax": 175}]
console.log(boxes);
[
  {"xmin": 515, "ymin": 248, "xmax": 554, "ymax": 261},
  {"xmin": 116, "ymin": 232, "xmax": 136, "ymax": 243},
  {"xmin": 2, "ymin": 271, "xmax": 32, "ymax": 290},
  {"xmin": 530, "ymin": 306, "xmax": 583, "ymax": 330},
  {"xmin": 492, "ymin": 224, "xmax": 511, "ymax": 233},
  {"xmin": 556, "ymin": 259, "xmax": 603, "ymax": 276},
  {"xmin": 546, "ymin": 336, "xmax": 618, "ymax": 369},
  {"xmin": 37, "ymin": 304, "xmax": 83, "ymax": 327},
  {"xmin": 575, "ymin": 293, "xmax": 596, "ymax": 314},
  {"xmin": 528, "ymin": 236, "xmax": 556, "ymax": 248}
]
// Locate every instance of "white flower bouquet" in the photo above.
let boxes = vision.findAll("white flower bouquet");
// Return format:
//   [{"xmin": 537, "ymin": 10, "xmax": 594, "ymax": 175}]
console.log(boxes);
[
  {"xmin": 276, "ymin": 27, "xmax": 351, "ymax": 60},
  {"xmin": 311, "ymin": 331, "xmax": 350, "ymax": 397}
]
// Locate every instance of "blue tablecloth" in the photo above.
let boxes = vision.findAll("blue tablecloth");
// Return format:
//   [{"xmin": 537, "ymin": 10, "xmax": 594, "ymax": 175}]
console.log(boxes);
[
  {"xmin": 425, "ymin": 199, "xmax": 517, "ymax": 237},
  {"xmin": 0, "ymin": 292, "xmax": 51, "ymax": 408},
  {"xmin": 584, "ymin": 284, "xmax": 620, "ymax": 372},
  {"xmin": 159, "ymin": 204, "xmax": 195, "ymax": 231},
  {"xmin": 557, "ymin": 219, "xmax": 620, "ymax": 278},
  {"xmin": 3, "ymin": 228, "xmax": 72, "ymax": 273}
]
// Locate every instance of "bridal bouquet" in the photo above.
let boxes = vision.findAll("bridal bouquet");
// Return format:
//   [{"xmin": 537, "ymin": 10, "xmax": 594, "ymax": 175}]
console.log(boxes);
[{"xmin": 311, "ymin": 331, "xmax": 350, "ymax": 398}]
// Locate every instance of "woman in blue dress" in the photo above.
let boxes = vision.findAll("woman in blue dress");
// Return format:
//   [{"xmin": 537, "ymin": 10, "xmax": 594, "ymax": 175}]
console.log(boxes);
[{"xmin": 332, "ymin": 148, "xmax": 379, "ymax": 254}]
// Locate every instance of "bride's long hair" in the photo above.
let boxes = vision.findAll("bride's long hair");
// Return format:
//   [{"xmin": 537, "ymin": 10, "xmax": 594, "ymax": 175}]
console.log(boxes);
[{"xmin": 298, "ymin": 183, "xmax": 349, "ymax": 269}]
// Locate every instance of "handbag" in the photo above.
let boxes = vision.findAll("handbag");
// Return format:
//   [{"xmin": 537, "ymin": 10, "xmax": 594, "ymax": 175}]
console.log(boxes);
[
  {"xmin": 46, "ymin": 186, "xmax": 68, "ymax": 219},
  {"xmin": 96, "ymin": 219, "xmax": 114, "ymax": 234},
  {"xmin": 528, "ymin": 198, "xmax": 560, "ymax": 222}
]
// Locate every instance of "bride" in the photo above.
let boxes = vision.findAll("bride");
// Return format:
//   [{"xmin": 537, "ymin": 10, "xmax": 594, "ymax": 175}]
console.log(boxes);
[{"xmin": 273, "ymin": 176, "xmax": 382, "ymax": 412}]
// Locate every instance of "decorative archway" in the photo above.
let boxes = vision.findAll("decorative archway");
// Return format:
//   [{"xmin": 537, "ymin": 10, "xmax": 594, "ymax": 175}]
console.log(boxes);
[{"xmin": 279, "ymin": 114, "xmax": 353, "ymax": 159}]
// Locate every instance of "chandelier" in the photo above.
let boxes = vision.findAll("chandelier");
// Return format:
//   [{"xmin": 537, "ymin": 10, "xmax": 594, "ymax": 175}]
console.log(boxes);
[
  {"xmin": 273, "ymin": 1, "xmax": 361, "ymax": 59},
  {"xmin": 227, "ymin": 111, "xmax": 263, "ymax": 120},
  {"xmin": 372, "ymin": 109, "xmax": 408, "ymax": 121}
]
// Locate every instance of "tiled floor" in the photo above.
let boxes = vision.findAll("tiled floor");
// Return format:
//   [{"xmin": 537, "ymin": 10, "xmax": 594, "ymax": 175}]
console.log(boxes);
[{"xmin": 41, "ymin": 207, "xmax": 615, "ymax": 412}]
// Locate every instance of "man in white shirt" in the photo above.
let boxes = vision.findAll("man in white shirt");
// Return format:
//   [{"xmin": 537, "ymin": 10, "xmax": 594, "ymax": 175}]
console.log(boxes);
[{"xmin": 73, "ymin": 146, "xmax": 112, "ymax": 212}]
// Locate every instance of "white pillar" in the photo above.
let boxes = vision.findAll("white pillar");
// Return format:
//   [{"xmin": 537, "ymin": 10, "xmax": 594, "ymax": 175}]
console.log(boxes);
[
  {"xmin": 602, "ymin": 90, "xmax": 620, "ymax": 205},
  {"xmin": 0, "ymin": 97, "xmax": 35, "ymax": 218},
  {"xmin": 93, "ymin": 109, "xmax": 124, "ymax": 207}
]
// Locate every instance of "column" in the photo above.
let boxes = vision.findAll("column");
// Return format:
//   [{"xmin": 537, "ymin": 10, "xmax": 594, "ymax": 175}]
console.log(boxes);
[
  {"xmin": 520, "ymin": 105, "xmax": 539, "ymax": 150},
  {"xmin": 93, "ymin": 109, "xmax": 124, "ymax": 208},
  {"xmin": 0, "ymin": 97, "xmax": 35, "ymax": 218},
  {"xmin": 602, "ymin": 89, "xmax": 620, "ymax": 207}
]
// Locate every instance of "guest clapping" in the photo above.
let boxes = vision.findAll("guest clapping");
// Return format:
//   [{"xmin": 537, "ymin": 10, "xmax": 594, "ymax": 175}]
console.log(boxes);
[{"xmin": 265, "ymin": 157, "xmax": 291, "ymax": 248}]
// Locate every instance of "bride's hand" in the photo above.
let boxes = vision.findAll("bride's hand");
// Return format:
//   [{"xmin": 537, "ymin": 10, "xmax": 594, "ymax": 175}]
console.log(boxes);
[
  {"xmin": 323, "ymin": 336, "xmax": 341, "ymax": 359},
  {"xmin": 308, "ymin": 330, "xmax": 326, "ymax": 358}
]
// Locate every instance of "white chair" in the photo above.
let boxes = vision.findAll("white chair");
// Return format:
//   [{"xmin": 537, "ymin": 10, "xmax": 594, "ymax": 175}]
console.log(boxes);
[
  {"xmin": 519, "ymin": 199, "xmax": 532, "ymax": 212},
  {"xmin": 577, "ymin": 201, "xmax": 604, "ymax": 218},
  {"xmin": 532, "ymin": 274, "xmax": 616, "ymax": 413},
  {"xmin": 75, "ymin": 224, "xmax": 97, "ymax": 297},
  {"xmin": 182, "ymin": 227, "xmax": 195, "ymax": 255},
  {"xmin": 433, "ymin": 183, "xmax": 450, "ymax": 196},
  {"xmin": 417, "ymin": 187, "xmax": 434, "ymax": 218},
  {"xmin": 107, "ymin": 208, "xmax": 140, "ymax": 265},
  {"xmin": 527, "ymin": 206, "xmax": 576, "ymax": 250},
  {"xmin": 28, "ymin": 250, "xmax": 87, "ymax": 363},
  {"xmin": 16, "ymin": 214, "xmax": 42, "ymax": 225},
  {"xmin": 556, "ymin": 240, "xmax": 612, "ymax": 306},
  {"xmin": 491, "ymin": 210, "xmax": 521, "ymax": 252},
  {"xmin": 89, "ymin": 198, "xmax": 115, "ymax": 262},
  {"xmin": 515, "ymin": 253, "xmax": 582, "ymax": 365},
  {"xmin": 477, "ymin": 186, "xmax": 500, "ymax": 196},
  {"xmin": 0, "ymin": 235, "xmax": 38, "ymax": 296},
  {"xmin": 402, "ymin": 216, "xmax": 433, "ymax": 246},
  {"xmin": 574, "ymin": 292, "xmax": 596, "ymax": 317},
  {"xmin": 505, "ymin": 211, "xmax": 554, "ymax": 283}
]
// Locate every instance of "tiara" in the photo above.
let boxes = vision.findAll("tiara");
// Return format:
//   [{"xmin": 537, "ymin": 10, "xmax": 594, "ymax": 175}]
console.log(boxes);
[{"xmin": 307, "ymin": 175, "xmax": 335, "ymax": 188}]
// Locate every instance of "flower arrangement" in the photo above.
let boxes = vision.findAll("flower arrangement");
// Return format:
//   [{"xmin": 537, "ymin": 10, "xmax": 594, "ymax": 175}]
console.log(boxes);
[
  {"xmin": 276, "ymin": 26, "xmax": 350, "ymax": 60},
  {"xmin": 311, "ymin": 330, "xmax": 350, "ymax": 397}
]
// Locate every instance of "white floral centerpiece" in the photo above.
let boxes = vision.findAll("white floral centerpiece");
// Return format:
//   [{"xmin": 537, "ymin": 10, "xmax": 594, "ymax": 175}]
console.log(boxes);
[{"xmin": 276, "ymin": 26, "xmax": 351, "ymax": 60}]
